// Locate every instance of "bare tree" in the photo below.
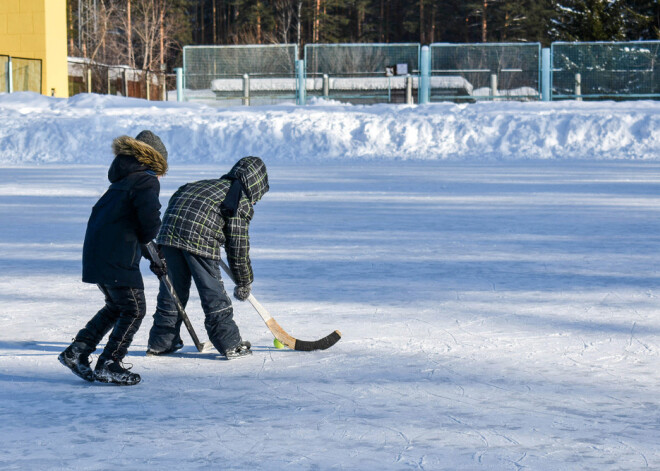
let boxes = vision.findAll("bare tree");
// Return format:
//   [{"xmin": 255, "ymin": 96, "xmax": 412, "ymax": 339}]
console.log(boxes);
[{"xmin": 274, "ymin": 0, "xmax": 296, "ymax": 43}]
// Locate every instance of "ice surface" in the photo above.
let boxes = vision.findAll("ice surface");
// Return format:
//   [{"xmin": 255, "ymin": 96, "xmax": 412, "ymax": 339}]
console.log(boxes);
[{"xmin": 1, "ymin": 161, "xmax": 660, "ymax": 469}]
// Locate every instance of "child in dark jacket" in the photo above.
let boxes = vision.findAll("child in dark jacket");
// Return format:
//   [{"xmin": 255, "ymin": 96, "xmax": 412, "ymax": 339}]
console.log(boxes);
[{"xmin": 59, "ymin": 130, "xmax": 168, "ymax": 385}]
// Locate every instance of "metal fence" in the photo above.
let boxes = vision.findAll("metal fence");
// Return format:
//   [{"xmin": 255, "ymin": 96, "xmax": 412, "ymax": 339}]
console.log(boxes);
[
  {"xmin": 304, "ymin": 43, "xmax": 420, "ymax": 104},
  {"xmin": 551, "ymin": 41, "xmax": 660, "ymax": 100},
  {"xmin": 68, "ymin": 59, "xmax": 168, "ymax": 100},
  {"xmin": 430, "ymin": 43, "xmax": 541, "ymax": 101},
  {"xmin": 183, "ymin": 44, "xmax": 299, "ymax": 105},
  {"xmin": 1, "ymin": 55, "xmax": 42, "ymax": 93},
  {"xmin": 5, "ymin": 41, "xmax": 658, "ymax": 104}
]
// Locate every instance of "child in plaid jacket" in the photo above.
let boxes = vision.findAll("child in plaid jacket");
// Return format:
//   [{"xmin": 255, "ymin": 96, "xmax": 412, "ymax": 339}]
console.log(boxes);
[{"xmin": 147, "ymin": 156, "xmax": 269, "ymax": 359}]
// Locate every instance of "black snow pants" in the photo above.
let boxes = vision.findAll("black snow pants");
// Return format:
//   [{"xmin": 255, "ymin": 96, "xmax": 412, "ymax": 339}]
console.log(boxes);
[
  {"xmin": 147, "ymin": 246, "xmax": 241, "ymax": 355},
  {"xmin": 74, "ymin": 284, "xmax": 147, "ymax": 362}
]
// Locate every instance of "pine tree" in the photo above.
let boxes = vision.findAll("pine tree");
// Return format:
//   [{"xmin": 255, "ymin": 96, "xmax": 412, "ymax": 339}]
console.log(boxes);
[
  {"xmin": 554, "ymin": 0, "xmax": 626, "ymax": 41},
  {"xmin": 621, "ymin": 0, "xmax": 660, "ymax": 40}
]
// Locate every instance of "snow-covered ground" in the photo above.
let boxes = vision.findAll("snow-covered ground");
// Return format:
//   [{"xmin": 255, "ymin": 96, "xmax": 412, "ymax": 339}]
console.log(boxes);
[
  {"xmin": 0, "ymin": 92, "xmax": 658, "ymax": 164},
  {"xmin": 1, "ymin": 93, "xmax": 660, "ymax": 469}
]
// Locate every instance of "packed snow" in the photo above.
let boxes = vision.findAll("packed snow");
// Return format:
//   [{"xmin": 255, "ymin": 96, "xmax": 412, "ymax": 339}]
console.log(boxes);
[
  {"xmin": 1, "ymin": 92, "xmax": 660, "ymax": 469},
  {"xmin": 0, "ymin": 92, "xmax": 658, "ymax": 164}
]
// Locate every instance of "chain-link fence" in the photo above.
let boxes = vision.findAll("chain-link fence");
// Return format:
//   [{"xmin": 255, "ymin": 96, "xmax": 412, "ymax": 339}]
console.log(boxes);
[
  {"xmin": 1, "ymin": 55, "xmax": 42, "ymax": 93},
  {"xmin": 551, "ymin": 41, "xmax": 660, "ymax": 100},
  {"xmin": 183, "ymin": 44, "xmax": 299, "ymax": 105},
  {"xmin": 304, "ymin": 43, "xmax": 420, "ymax": 104},
  {"xmin": 429, "ymin": 43, "xmax": 541, "ymax": 101}
]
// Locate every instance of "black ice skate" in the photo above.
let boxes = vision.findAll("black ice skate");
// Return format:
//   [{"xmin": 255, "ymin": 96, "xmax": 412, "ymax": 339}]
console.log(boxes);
[
  {"xmin": 94, "ymin": 359, "xmax": 141, "ymax": 385},
  {"xmin": 225, "ymin": 340, "xmax": 252, "ymax": 360},
  {"xmin": 58, "ymin": 342, "xmax": 94, "ymax": 382},
  {"xmin": 146, "ymin": 340, "xmax": 184, "ymax": 357}
]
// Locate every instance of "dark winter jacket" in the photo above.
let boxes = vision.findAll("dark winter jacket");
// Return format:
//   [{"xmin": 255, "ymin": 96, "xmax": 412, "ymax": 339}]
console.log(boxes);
[
  {"xmin": 82, "ymin": 136, "xmax": 168, "ymax": 288},
  {"xmin": 156, "ymin": 156, "xmax": 269, "ymax": 286}
]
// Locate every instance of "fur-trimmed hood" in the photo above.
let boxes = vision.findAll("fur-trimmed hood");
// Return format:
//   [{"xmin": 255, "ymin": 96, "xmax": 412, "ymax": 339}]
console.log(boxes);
[{"xmin": 112, "ymin": 136, "xmax": 168, "ymax": 176}]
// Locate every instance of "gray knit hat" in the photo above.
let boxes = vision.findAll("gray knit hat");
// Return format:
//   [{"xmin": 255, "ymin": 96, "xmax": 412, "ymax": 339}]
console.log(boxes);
[{"xmin": 135, "ymin": 130, "xmax": 168, "ymax": 161}]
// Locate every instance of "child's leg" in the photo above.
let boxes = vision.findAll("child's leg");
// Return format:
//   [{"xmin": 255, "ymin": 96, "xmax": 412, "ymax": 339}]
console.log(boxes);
[
  {"xmin": 186, "ymin": 252, "xmax": 241, "ymax": 355},
  {"xmin": 73, "ymin": 285, "xmax": 121, "ymax": 353},
  {"xmin": 97, "ymin": 286, "xmax": 147, "ymax": 362},
  {"xmin": 147, "ymin": 246, "xmax": 192, "ymax": 353}
]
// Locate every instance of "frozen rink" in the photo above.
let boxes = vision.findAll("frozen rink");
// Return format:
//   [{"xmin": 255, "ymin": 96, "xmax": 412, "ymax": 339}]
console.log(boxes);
[{"xmin": 1, "ymin": 160, "xmax": 659, "ymax": 469}]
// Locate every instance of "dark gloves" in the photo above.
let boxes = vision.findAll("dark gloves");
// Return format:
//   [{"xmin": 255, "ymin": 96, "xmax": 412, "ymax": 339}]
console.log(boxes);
[
  {"xmin": 150, "ymin": 256, "xmax": 167, "ymax": 278},
  {"xmin": 234, "ymin": 284, "xmax": 251, "ymax": 301},
  {"xmin": 143, "ymin": 244, "xmax": 168, "ymax": 278}
]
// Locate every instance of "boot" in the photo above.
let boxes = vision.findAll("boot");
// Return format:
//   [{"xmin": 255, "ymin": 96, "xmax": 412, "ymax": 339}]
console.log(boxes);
[
  {"xmin": 58, "ymin": 342, "xmax": 94, "ymax": 382},
  {"xmin": 94, "ymin": 359, "xmax": 141, "ymax": 385},
  {"xmin": 146, "ymin": 339, "xmax": 184, "ymax": 357},
  {"xmin": 225, "ymin": 340, "xmax": 252, "ymax": 360}
]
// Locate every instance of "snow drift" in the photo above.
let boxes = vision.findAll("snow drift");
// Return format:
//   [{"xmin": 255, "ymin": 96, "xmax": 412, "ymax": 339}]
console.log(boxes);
[{"xmin": 0, "ymin": 91, "xmax": 658, "ymax": 164}]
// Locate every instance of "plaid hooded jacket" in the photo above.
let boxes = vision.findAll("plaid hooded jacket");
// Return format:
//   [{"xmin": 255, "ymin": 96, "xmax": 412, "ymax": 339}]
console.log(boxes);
[{"xmin": 156, "ymin": 156, "xmax": 269, "ymax": 286}]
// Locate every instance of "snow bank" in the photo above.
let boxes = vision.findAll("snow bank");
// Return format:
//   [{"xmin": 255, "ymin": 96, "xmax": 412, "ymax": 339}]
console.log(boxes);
[{"xmin": 0, "ymin": 91, "xmax": 658, "ymax": 164}]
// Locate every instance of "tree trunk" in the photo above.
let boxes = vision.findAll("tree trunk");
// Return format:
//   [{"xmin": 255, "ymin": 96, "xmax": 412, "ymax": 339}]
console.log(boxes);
[
  {"xmin": 379, "ymin": 0, "xmax": 384, "ymax": 42},
  {"xmin": 297, "ymin": 0, "xmax": 302, "ymax": 50},
  {"xmin": 127, "ymin": 0, "xmax": 134, "ymax": 68},
  {"xmin": 420, "ymin": 0, "xmax": 424, "ymax": 44},
  {"xmin": 159, "ymin": 0, "xmax": 164, "ymax": 67},
  {"xmin": 482, "ymin": 0, "xmax": 487, "ymax": 43},
  {"xmin": 212, "ymin": 0, "xmax": 217, "ymax": 43},
  {"xmin": 314, "ymin": 0, "xmax": 320, "ymax": 42},
  {"xmin": 257, "ymin": 1, "xmax": 262, "ymax": 44},
  {"xmin": 430, "ymin": 3, "xmax": 435, "ymax": 43},
  {"xmin": 357, "ymin": 4, "xmax": 362, "ymax": 40},
  {"xmin": 68, "ymin": 0, "xmax": 74, "ymax": 53},
  {"xmin": 201, "ymin": 0, "xmax": 205, "ymax": 43}
]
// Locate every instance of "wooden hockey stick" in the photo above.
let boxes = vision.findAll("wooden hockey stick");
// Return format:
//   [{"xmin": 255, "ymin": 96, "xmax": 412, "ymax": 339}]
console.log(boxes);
[
  {"xmin": 218, "ymin": 259, "xmax": 341, "ymax": 351},
  {"xmin": 144, "ymin": 242, "xmax": 213, "ymax": 353}
]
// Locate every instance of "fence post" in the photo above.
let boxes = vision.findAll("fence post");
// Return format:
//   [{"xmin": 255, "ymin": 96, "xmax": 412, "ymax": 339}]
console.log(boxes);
[
  {"xmin": 490, "ymin": 74, "xmax": 498, "ymax": 99},
  {"xmin": 161, "ymin": 73, "xmax": 166, "ymax": 101},
  {"xmin": 419, "ymin": 46, "xmax": 430, "ymax": 104},
  {"xmin": 296, "ymin": 59, "xmax": 306, "ymax": 105},
  {"xmin": 175, "ymin": 67, "xmax": 183, "ymax": 102},
  {"xmin": 323, "ymin": 74, "xmax": 329, "ymax": 98},
  {"xmin": 575, "ymin": 73, "xmax": 582, "ymax": 101},
  {"xmin": 541, "ymin": 47, "xmax": 551, "ymax": 101},
  {"xmin": 6, "ymin": 56, "xmax": 12, "ymax": 93},
  {"xmin": 146, "ymin": 71, "xmax": 150, "ymax": 101},
  {"xmin": 406, "ymin": 74, "xmax": 413, "ymax": 104},
  {"xmin": 242, "ymin": 74, "xmax": 250, "ymax": 106},
  {"xmin": 123, "ymin": 68, "xmax": 129, "ymax": 97},
  {"xmin": 107, "ymin": 68, "xmax": 111, "ymax": 94},
  {"xmin": 87, "ymin": 68, "xmax": 92, "ymax": 93}
]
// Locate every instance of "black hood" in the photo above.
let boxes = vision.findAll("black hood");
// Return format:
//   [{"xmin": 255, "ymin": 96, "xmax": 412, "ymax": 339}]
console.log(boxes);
[{"xmin": 108, "ymin": 154, "xmax": 150, "ymax": 183}]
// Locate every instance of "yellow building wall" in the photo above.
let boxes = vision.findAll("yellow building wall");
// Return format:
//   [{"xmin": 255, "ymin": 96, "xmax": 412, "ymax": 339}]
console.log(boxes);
[{"xmin": 0, "ymin": 0, "xmax": 68, "ymax": 97}]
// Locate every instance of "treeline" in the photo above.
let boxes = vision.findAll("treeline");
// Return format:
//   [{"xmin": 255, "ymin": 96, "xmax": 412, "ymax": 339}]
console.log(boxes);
[{"xmin": 69, "ymin": 0, "xmax": 660, "ymax": 71}]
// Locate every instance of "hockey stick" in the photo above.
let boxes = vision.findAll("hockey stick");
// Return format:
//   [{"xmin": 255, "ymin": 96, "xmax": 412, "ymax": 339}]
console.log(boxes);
[
  {"xmin": 218, "ymin": 258, "xmax": 341, "ymax": 351},
  {"xmin": 144, "ymin": 242, "xmax": 213, "ymax": 353}
]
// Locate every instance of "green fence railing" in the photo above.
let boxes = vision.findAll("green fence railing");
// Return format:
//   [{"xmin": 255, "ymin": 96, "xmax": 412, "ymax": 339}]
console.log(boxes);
[
  {"xmin": 172, "ymin": 40, "xmax": 659, "ymax": 106},
  {"xmin": 183, "ymin": 44, "xmax": 299, "ymax": 105},
  {"xmin": 304, "ymin": 43, "xmax": 420, "ymax": 104},
  {"xmin": 551, "ymin": 41, "xmax": 660, "ymax": 100},
  {"xmin": 429, "ymin": 43, "xmax": 541, "ymax": 101}
]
